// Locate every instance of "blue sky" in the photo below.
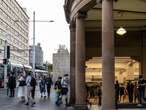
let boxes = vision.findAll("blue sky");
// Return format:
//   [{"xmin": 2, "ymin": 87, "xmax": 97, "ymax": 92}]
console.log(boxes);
[{"xmin": 17, "ymin": 0, "xmax": 70, "ymax": 63}]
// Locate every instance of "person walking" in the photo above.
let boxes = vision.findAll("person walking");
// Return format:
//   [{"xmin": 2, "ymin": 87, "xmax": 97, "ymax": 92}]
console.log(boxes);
[
  {"xmin": 25, "ymin": 72, "xmax": 33, "ymax": 106},
  {"xmin": 115, "ymin": 80, "xmax": 120, "ymax": 105},
  {"xmin": 30, "ymin": 75, "xmax": 37, "ymax": 106},
  {"xmin": 6, "ymin": 74, "xmax": 10, "ymax": 96},
  {"xmin": 138, "ymin": 75, "xmax": 146, "ymax": 104},
  {"xmin": 61, "ymin": 74, "xmax": 69, "ymax": 106},
  {"xmin": 8, "ymin": 73, "xmax": 16, "ymax": 97},
  {"xmin": 54, "ymin": 77, "xmax": 62, "ymax": 105},
  {"xmin": 97, "ymin": 83, "xmax": 102, "ymax": 106},
  {"xmin": 119, "ymin": 84, "xmax": 125, "ymax": 103},
  {"xmin": 39, "ymin": 76, "xmax": 46, "ymax": 98},
  {"xmin": 126, "ymin": 81, "xmax": 134, "ymax": 103},
  {"xmin": 133, "ymin": 82, "xmax": 139, "ymax": 103},
  {"xmin": 46, "ymin": 75, "xmax": 53, "ymax": 98},
  {"xmin": 17, "ymin": 74, "xmax": 26, "ymax": 102}
]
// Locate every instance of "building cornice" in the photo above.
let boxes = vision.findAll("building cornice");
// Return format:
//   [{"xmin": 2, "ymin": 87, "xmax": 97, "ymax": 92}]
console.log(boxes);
[{"xmin": 64, "ymin": 0, "xmax": 74, "ymax": 23}]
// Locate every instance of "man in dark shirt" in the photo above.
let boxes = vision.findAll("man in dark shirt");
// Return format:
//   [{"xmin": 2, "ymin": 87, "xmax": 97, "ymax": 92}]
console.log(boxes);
[
  {"xmin": 115, "ymin": 80, "xmax": 120, "ymax": 104},
  {"xmin": 138, "ymin": 75, "xmax": 146, "ymax": 104},
  {"xmin": 46, "ymin": 75, "xmax": 52, "ymax": 98},
  {"xmin": 8, "ymin": 73, "xmax": 16, "ymax": 97}
]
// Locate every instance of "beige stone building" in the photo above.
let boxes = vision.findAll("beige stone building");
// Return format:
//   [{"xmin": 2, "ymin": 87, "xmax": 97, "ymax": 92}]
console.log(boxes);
[
  {"xmin": 29, "ymin": 43, "xmax": 44, "ymax": 67},
  {"xmin": 0, "ymin": 0, "xmax": 29, "ymax": 65},
  {"xmin": 64, "ymin": 0, "xmax": 146, "ymax": 109},
  {"xmin": 52, "ymin": 45, "xmax": 70, "ymax": 81}
]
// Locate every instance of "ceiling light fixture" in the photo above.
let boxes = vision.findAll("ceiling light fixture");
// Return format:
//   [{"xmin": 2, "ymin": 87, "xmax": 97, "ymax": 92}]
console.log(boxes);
[{"xmin": 116, "ymin": 27, "xmax": 127, "ymax": 36}]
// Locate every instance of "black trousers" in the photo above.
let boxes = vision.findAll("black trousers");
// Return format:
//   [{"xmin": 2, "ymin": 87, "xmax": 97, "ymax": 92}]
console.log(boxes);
[
  {"xmin": 10, "ymin": 89, "xmax": 15, "ymax": 97},
  {"xmin": 47, "ymin": 86, "xmax": 51, "ymax": 97},
  {"xmin": 31, "ymin": 87, "xmax": 36, "ymax": 99}
]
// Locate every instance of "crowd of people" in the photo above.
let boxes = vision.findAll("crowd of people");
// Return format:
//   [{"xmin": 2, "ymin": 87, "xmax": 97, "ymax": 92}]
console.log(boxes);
[
  {"xmin": 6, "ymin": 71, "xmax": 37, "ymax": 106},
  {"xmin": 5, "ymin": 69, "xmax": 146, "ymax": 108},
  {"xmin": 5, "ymin": 70, "xmax": 69, "ymax": 107},
  {"xmin": 86, "ymin": 82, "xmax": 102, "ymax": 106},
  {"xmin": 115, "ymin": 75, "xmax": 146, "ymax": 105},
  {"xmin": 86, "ymin": 75, "xmax": 146, "ymax": 107}
]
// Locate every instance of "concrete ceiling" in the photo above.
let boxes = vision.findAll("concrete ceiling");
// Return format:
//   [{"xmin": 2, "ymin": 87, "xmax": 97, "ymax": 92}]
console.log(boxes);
[{"xmin": 85, "ymin": 0, "xmax": 146, "ymax": 30}]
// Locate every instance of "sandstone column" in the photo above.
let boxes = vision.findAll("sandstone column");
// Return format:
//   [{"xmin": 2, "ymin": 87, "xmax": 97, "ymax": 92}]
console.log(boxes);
[
  {"xmin": 142, "ymin": 32, "xmax": 146, "ymax": 80},
  {"xmin": 69, "ymin": 23, "xmax": 76, "ymax": 105},
  {"xmin": 102, "ymin": 0, "xmax": 115, "ymax": 109},
  {"xmin": 75, "ymin": 12, "xmax": 87, "ymax": 109}
]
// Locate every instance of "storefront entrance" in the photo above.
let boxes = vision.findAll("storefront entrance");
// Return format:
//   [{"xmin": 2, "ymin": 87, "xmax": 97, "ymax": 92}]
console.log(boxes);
[{"xmin": 86, "ymin": 57, "xmax": 140, "ymax": 104}]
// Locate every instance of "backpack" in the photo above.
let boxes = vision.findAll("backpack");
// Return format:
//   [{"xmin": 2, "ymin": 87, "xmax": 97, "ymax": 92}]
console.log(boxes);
[
  {"xmin": 19, "ymin": 80, "xmax": 26, "ymax": 86},
  {"xmin": 30, "ymin": 77, "xmax": 36, "ymax": 86}
]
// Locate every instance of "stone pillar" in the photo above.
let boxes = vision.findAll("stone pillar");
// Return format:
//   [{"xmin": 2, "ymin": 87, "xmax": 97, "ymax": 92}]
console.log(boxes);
[
  {"xmin": 102, "ymin": 0, "xmax": 115, "ymax": 110},
  {"xmin": 75, "ymin": 12, "xmax": 87, "ymax": 109},
  {"xmin": 69, "ymin": 23, "xmax": 76, "ymax": 105},
  {"xmin": 142, "ymin": 32, "xmax": 146, "ymax": 79}
]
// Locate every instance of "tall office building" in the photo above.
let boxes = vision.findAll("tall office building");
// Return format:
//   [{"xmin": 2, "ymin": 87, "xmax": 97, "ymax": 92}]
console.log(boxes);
[
  {"xmin": 53, "ymin": 45, "xmax": 70, "ymax": 81},
  {"xmin": 0, "ymin": 0, "xmax": 29, "ymax": 65},
  {"xmin": 29, "ymin": 43, "xmax": 44, "ymax": 67}
]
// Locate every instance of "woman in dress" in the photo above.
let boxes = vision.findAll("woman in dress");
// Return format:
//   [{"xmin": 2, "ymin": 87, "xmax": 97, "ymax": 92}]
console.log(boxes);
[{"xmin": 17, "ymin": 74, "xmax": 26, "ymax": 102}]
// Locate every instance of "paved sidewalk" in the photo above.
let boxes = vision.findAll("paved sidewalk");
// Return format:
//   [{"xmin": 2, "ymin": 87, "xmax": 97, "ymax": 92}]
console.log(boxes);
[
  {"xmin": 0, "ymin": 88, "xmax": 74, "ymax": 110},
  {"xmin": 0, "ymin": 88, "xmax": 145, "ymax": 110}
]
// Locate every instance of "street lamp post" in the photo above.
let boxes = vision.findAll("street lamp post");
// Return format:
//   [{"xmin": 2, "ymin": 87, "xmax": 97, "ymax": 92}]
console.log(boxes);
[
  {"xmin": 32, "ymin": 11, "xmax": 36, "ymax": 76},
  {"xmin": 4, "ymin": 40, "xmax": 8, "ymax": 88},
  {"xmin": 32, "ymin": 11, "xmax": 54, "ymax": 76},
  {"xmin": 14, "ymin": 12, "xmax": 54, "ymax": 76}
]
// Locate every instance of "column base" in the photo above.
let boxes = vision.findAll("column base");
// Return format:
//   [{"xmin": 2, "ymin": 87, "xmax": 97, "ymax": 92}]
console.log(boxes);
[{"xmin": 74, "ymin": 104, "xmax": 89, "ymax": 110}]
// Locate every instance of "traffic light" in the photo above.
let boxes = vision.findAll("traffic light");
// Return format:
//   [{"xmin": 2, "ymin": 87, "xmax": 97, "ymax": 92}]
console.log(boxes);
[
  {"xmin": 3, "ymin": 59, "xmax": 8, "ymax": 64},
  {"xmin": 7, "ymin": 46, "xmax": 10, "ymax": 59}
]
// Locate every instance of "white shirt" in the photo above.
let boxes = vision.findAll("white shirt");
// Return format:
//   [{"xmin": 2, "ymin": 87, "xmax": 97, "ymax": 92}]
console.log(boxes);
[{"xmin": 26, "ymin": 75, "xmax": 32, "ymax": 86}]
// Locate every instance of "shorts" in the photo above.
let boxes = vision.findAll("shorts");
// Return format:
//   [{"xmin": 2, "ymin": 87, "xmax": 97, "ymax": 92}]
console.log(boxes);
[{"xmin": 61, "ymin": 88, "xmax": 68, "ymax": 95}]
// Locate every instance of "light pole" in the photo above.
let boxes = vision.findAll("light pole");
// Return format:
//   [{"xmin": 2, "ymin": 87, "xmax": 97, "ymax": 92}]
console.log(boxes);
[
  {"xmin": 32, "ymin": 11, "xmax": 54, "ymax": 76},
  {"xmin": 3, "ymin": 33, "xmax": 11, "ymax": 88},
  {"xmin": 15, "ymin": 11, "xmax": 54, "ymax": 76},
  {"xmin": 32, "ymin": 11, "xmax": 35, "ymax": 76},
  {"xmin": 4, "ymin": 40, "xmax": 8, "ymax": 88}
]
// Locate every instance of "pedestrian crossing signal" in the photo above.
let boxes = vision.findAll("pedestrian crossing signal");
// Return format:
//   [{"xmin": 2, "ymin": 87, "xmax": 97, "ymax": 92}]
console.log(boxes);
[
  {"xmin": 3, "ymin": 59, "xmax": 8, "ymax": 64},
  {"xmin": 7, "ymin": 46, "xmax": 10, "ymax": 59}
]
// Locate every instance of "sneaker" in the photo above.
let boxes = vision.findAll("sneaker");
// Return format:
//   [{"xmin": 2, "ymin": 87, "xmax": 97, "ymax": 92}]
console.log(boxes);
[
  {"xmin": 25, "ymin": 102, "xmax": 29, "ymax": 106},
  {"xmin": 31, "ymin": 102, "xmax": 35, "ymax": 107}
]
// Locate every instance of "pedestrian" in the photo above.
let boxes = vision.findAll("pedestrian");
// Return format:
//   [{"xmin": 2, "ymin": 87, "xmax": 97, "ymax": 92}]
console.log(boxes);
[
  {"xmin": 39, "ymin": 76, "xmax": 46, "ymax": 98},
  {"xmin": 30, "ymin": 75, "xmax": 37, "ymax": 105},
  {"xmin": 126, "ymin": 81, "xmax": 134, "ymax": 103},
  {"xmin": 46, "ymin": 75, "xmax": 53, "ymax": 98},
  {"xmin": 115, "ymin": 80, "xmax": 120, "ymax": 105},
  {"xmin": 17, "ymin": 74, "xmax": 26, "ymax": 102},
  {"xmin": 133, "ymin": 82, "xmax": 139, "ymax": 103},
  {"xmin": 25, "ymin": 72, "xmax": 33, "ymax": 106},
  {"xmin": 6, "ymin": 74, "xmax": 10, "ymax": 96},
  {"xmin": 61, "ymin": 74, "xmax": 69, "ymax": 106},
  {"xmin": 54, "ymin": 77, "xmax": 62, "ymax": 105},
  {"xmin": 8, "ymin": 72, "xmax": 16, "ymax": 97},
  {"xmin": 119, "ymin": 84, "xmax": 125, "ymax": 103},
  {"xmin": 138, "ymin": 75, "xmax": 146, "ymax": 104},
  {"xmin": 97, "ymin": 82, "xmax": 102, "ymax": 106}
]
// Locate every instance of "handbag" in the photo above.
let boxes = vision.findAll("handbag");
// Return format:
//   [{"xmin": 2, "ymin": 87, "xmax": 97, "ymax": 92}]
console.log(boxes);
[{"xmin": 19, "ymin": 80, "xmax": 26, "ymax": 86}]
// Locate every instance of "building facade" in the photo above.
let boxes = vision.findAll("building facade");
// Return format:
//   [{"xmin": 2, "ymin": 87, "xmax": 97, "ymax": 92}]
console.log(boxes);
[
  {"xmin": 29, "ymin": 43, "xmax": 43, "ymax": 67},
  {"xmin": 0, "ymin": 0, "xmax": 29, "ymax": 65},
  {"xmin": 64, "ymin": 0, "xmax": 146, "ymax": 109},
  {"xmin": 52, "ymin": 45, "xmax": 70, "ymax": 81}
]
